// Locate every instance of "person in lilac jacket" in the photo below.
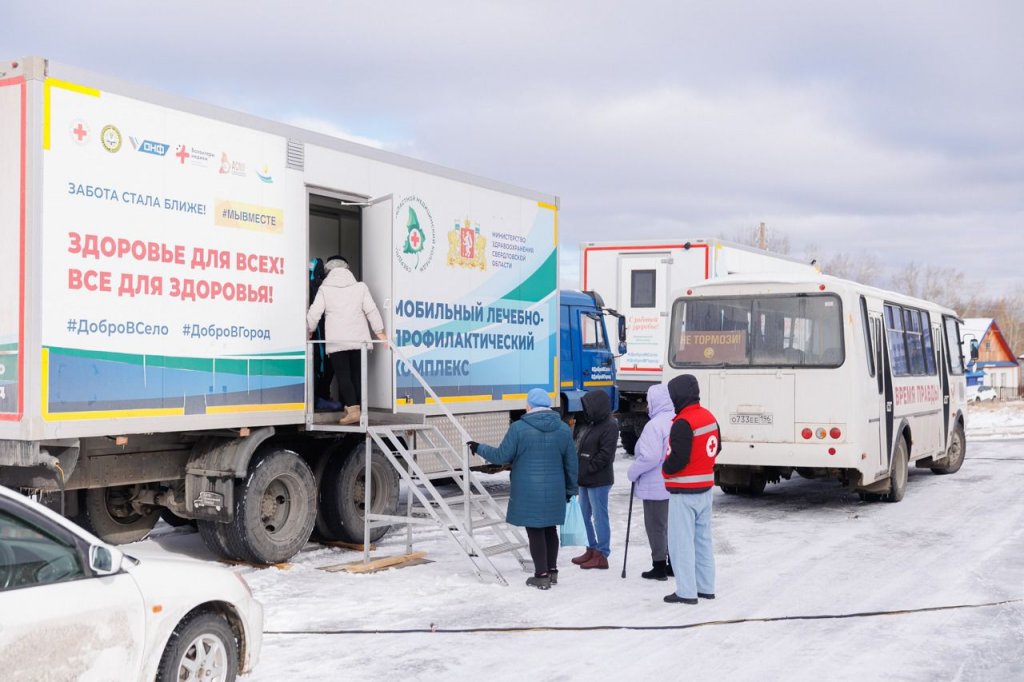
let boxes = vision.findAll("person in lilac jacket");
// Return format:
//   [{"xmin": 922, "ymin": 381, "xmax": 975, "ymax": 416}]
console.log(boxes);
[{"xmin": 626, "ymin": 384, "xmax": 675, "ymax": 580}]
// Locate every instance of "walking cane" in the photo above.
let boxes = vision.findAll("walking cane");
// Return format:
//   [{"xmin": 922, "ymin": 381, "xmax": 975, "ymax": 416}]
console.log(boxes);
[{"xmin": 621, "ymin": 482, "xmax": 635, "ymax": 579}]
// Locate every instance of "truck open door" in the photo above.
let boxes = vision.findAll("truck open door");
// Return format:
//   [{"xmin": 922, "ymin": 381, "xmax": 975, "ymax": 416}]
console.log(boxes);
[{"xmin": 362, "ymin": 195, "xmax": 394, "ymax": 410}]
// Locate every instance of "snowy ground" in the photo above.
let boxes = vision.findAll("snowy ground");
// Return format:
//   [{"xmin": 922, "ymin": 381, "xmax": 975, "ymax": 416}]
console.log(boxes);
[{"xmin": 130, "ymin": 402, "xmax": 1024, "ymax": 682}]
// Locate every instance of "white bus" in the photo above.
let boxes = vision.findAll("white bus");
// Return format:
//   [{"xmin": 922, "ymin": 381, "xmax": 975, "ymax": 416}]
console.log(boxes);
[{"xmin": 664, "ymin": 274, "xmax": 968, "ymax": 502}]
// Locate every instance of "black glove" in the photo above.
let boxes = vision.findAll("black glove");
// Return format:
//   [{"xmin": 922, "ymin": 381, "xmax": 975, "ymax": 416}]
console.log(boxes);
[
  {"xmin": 566, "ymin": 494, "xmax": 573, "ymax": 503},
  {"xmin": 466, "ymin": 441, "xmax": 479, "ymax": 454}
]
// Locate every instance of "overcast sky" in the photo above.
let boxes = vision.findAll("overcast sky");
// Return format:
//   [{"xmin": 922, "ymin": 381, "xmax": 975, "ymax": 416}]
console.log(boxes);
[{"xmin": 4, "ymin": 1, "xmax": 1022, "ymax": 296}]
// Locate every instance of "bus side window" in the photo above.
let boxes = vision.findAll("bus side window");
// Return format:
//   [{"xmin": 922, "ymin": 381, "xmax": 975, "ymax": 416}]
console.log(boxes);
[
  {"xmin": 943, "ymin": 316, "xmax": 965, "ymax": 375},
  {"xmin": 921, "ymin": 311, "xmax": 936, "ymax": 375},
  {"xmin": 885, "ymin": 304, "xmax": 909, "ymax": 376}
]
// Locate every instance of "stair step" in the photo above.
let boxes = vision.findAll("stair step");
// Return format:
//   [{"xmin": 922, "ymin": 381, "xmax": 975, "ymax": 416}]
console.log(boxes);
[
  {"xmin": 482, "ymin": 541, "xmax": 528, "ymax": 556},
  {"xmin": 416, "ymin": 470, "xmax": 465, "ymax": 482},
  {"xmin": 410, "ymin": 447, "xmax": 455, "ymax": 455}
]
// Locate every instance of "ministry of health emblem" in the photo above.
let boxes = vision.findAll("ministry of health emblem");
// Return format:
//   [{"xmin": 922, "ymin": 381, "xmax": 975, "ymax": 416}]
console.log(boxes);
[{"xmin": 447, "ymin": 218, "xmax": 487, "ymax": 270}]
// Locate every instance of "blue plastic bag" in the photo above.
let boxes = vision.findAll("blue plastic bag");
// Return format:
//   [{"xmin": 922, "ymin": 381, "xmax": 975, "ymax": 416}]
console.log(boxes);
[{"xmin": 560, "ymin": 495, "xmax": 588, "ymax": 547}]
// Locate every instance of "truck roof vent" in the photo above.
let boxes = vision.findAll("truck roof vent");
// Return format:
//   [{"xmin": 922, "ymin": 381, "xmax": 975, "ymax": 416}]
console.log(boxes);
[{"xmin": 286, "ymin": 139, "xmax": 305, "ymax": 171}]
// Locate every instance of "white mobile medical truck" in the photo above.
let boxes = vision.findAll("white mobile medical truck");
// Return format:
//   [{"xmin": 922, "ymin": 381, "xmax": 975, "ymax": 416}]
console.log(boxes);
[
  {"xmin": 663, "ymin": 273, "xmax": 968, "ymax": 500},
  {"xmin": 0, "ymin": 57, "xmax": 564, "ymax": 564},
  {"xmin": 580, "ymin": 239, "xmax": 816, "ymax": 452}
]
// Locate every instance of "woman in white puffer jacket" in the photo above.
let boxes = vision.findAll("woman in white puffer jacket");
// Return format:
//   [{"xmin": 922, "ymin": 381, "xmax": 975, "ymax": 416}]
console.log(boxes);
[{"xmin": 306, "ymin": 256, "xmax": 387, "ymax": 425}]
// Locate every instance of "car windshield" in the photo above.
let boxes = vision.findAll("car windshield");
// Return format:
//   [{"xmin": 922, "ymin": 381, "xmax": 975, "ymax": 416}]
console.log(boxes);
[{"xmin": 669, "ymin": 293, "xmax": 844, "ymax": 368}]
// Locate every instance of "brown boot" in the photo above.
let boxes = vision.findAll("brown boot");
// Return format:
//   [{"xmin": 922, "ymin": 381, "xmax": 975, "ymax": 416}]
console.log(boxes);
[
  {"xmin": 580, "ymin": 552, "xmax": 609, "ymax": 570},
  {"xmin": 571, "ymin": 548, "xmax": 595, "ymax": 565},
  {"xmin": 339, "ymin": 405, "xmax": 361, "ymax": 425}
]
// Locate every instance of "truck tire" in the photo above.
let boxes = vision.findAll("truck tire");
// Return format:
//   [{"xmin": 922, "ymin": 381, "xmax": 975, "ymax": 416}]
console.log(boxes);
[
  {"xmin": 230, "ymin": 448, "xmax": 316, "ymax": 564},
  {"xmin": 156, "ymin": 610, "xmax": 238, "ymax": 682},
  {"xmin": 319, "ymin": 441, "xmax": 400, "ymax": 544},
  {"xmin": 883, "ymin": 437, "xmax": 909, "ymax": 503},
  {"xmin": 931, "ymin": 423, "xmax": 966, "ymax": 475},
  {"xmin": 619, "ymin": 428, "xmax": 638, "ymax": 456},
  {"xmin": 197, "ymin": 518, "xmax": 255, "ymax": 563},
  {"xmin": 160, "ymin": 508, "xmax": 196, "ymax": 528},
  {"xmin": 76, "ymin": 486, "xmax": 160, "ymax": 545}
]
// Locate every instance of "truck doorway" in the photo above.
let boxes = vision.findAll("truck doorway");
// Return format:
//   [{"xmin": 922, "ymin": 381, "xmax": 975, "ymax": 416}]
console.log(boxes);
[
  {"xmin": 307, "ymin": 192, "xmax": 364, "ymax": 412},
  {"xmin": 306, "ymin": 190, "xmax": 395, "ymax": 413},
  {"xmin": 308, "ymin": 192, "xmax": 363, "ymax": 283}
]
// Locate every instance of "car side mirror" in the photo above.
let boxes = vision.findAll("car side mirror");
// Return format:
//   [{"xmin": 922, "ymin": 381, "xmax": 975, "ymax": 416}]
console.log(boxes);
[{"xmin": 89, "ymin": 545, "xmax": 123, "ymax": 576}]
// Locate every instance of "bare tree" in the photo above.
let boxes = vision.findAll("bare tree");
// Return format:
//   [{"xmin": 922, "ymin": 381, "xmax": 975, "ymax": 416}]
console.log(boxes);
[{"xmin": 817, "ymin": 251, "xmax": 883, "ymax": 287}]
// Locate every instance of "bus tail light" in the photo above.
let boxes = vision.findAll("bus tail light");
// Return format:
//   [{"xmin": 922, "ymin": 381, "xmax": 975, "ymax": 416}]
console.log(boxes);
[
  {"xmin": 828, "ymin": 447, "xmax": 836, "ymax": 455},
  {"xmin": 829, "ymin": 427, "xmax": 842, "ymax": 439},
  {"xmin": 801, "ymin": 428, "xmax": 813, "ymax": 440},
  {"xmin": 815, "ymin": 428, "xmax": 826, "ymax": 439}
]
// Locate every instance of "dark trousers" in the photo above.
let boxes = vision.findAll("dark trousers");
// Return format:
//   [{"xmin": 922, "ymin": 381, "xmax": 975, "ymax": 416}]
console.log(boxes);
[
  {"xmin": 525, "ymin": 526, "xmax": 559, "ymax": 577},
  {"xmin": 329, "ymin": 349, "xmax": 361, "ymax": 408}
]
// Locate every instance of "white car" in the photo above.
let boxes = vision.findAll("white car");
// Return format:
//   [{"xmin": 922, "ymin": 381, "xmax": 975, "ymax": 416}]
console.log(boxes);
[
  {"xmin": 972, "ymin": 386, "xmax": 997, "ymax": 402},
  {"xmin": 0, "ymin": 485, "xmax": 262, "ymax": 681}
]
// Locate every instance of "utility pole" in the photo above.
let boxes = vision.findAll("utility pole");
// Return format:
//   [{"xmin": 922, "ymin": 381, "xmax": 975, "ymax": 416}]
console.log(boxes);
[{"xmin": 758, "ymin": 222, "xmax": 767, "ymax": 250}]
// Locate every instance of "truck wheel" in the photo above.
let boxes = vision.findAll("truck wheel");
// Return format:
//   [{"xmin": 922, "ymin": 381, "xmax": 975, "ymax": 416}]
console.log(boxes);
[
  {"xmin": 883, "ymin": 437, "xmax": 909, "ymax": 503},
  {"xmin": 319, "ymin": 441, "xmax": 399, "ymax": 544},
  {"xmin": 156, "ymin": 610, "xmax": 238, "ymax": 682},
  {"xmin": 619, "ymin": 429, "xmax": 638, "ymax": 456},
  {"xmin": 77, "ymin": 486, "xmax": 160, "ymax": 545},
  {"xmin": 931, "ymin": 423, "xmax": 966, "ymax": 475},
  {"xmin": 231, "ymin": 449, "xmax": 316, "ymax": 564},
  {"xmin": 160, "ymin": 508, "xmax": 196, "ymax": 528},
  {"xmin": 197, "ymin": 518, "xmax": 256, "ymax": 563}
]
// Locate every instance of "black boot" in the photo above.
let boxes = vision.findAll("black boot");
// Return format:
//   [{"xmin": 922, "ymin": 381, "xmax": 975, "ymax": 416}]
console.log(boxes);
[
  {"xmin": 641, "ymin": 560, "xmax": 668, "ymax": 581},
  {"xmin": 665, "ymin": 556, "xmax": 674, "ymax": 577}
]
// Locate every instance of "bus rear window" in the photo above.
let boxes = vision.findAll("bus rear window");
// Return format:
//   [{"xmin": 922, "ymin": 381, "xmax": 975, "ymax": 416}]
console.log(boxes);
[{"xmin": 669, "ymin": 294, "xmax": 844, "ymax": 368}]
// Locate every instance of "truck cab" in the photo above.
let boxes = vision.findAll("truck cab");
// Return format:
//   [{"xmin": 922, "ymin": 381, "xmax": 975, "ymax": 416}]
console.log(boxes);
[{"xmin": 559, "ymin": 290, "xmax": 622, "ymax": 419}]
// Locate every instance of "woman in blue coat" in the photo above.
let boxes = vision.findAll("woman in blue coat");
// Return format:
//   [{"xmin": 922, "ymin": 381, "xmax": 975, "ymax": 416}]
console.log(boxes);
[{"xmin": 467, "ymin": 388, "xmax": 578, "ymax": 590}]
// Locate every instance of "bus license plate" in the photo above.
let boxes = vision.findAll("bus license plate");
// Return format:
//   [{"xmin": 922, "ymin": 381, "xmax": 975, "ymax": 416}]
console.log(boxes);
[{"xmin": 730, "ymin": 413, "xmax": 773, "ymax": 425}]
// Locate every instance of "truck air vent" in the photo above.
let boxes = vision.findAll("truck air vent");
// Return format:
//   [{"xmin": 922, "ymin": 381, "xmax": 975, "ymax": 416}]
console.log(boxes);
[{"xmin": 286, "ymin": 139, "xmax": 305, "ymax": 171}]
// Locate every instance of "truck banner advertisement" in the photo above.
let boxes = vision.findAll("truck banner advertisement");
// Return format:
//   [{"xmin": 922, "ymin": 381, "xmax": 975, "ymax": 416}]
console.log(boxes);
[
  {"xmin": 40, "ymin": 80, "xmax": 306, "ymax": 419},
  {"xmin": 391, "ymin": 201, "xmax": 558, "ymax": 405},
  {"xmin": 0, "ymin": 76, "xmax": 23, "ymax": 419}
]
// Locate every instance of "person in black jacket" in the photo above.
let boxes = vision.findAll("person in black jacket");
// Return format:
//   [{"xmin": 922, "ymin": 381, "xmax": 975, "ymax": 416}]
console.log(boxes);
[{"xmin": 570, "ymin": 389, "xmax": 618, "ymax": 570}]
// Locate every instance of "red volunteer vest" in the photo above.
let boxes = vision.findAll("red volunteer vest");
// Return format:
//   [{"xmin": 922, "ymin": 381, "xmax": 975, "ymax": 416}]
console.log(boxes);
[{"xmin": 663, "ymin": 404, "xmax": 719, "ymax": 491}]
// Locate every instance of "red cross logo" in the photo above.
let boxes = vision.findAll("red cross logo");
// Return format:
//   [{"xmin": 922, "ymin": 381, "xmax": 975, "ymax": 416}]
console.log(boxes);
[
  {"xmin": 72, "ymin": 123, "xmax": 88, "ymax": 141},
  {"xmin": 175, "ymin": 145, "xmax": 190, "ymax": 164},
  {"xmin": 410, "ymin": 230, "xmax": 420, "ymax": 249}
]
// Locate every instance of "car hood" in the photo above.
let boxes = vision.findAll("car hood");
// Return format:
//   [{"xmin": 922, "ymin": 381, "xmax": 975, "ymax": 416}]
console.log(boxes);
[{"xmin": 123, "ymin": 554, "xmax": 250, "ymax": 606}]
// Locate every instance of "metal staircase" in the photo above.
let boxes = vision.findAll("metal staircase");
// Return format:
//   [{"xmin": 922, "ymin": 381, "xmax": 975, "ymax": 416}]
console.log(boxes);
[
  {"xmin": 365, "ymin": 423, "xmax": 531, "ymax": 584},
  {"xmin": 342, "ymin": 341, "xmax": 531, "ymax": 585}
]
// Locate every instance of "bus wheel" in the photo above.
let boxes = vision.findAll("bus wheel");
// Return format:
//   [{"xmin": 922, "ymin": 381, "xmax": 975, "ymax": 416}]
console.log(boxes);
[
  {"xmin": 231, "ymin": 448, "xmax": 317, "ymax": 564},
  {"xmin": 744, "ymin": 476, "xmax": 767, "ymax": 496},
  {"xmin": 883, "ymin": 438, "xmax": 909, "ymax": 503},
  {"xmin": 720, "ymin": 485, "xmax": 739, "ymax": 495},
  {"xmin": 931, "ymin": 424, "xmax": 966, "ymax": 475}
]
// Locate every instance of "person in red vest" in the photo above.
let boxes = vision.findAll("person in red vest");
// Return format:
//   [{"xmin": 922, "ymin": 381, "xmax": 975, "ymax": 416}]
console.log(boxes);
[{"xmin": 662, "ymin": 374, "xmax": 720, "ymax": 604}]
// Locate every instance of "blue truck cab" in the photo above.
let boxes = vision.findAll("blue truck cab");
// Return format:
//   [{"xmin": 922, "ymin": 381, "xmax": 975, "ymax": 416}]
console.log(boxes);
[{"xmin": 559, "ymin": 290, "xmax": 625, "ymax": 419}]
